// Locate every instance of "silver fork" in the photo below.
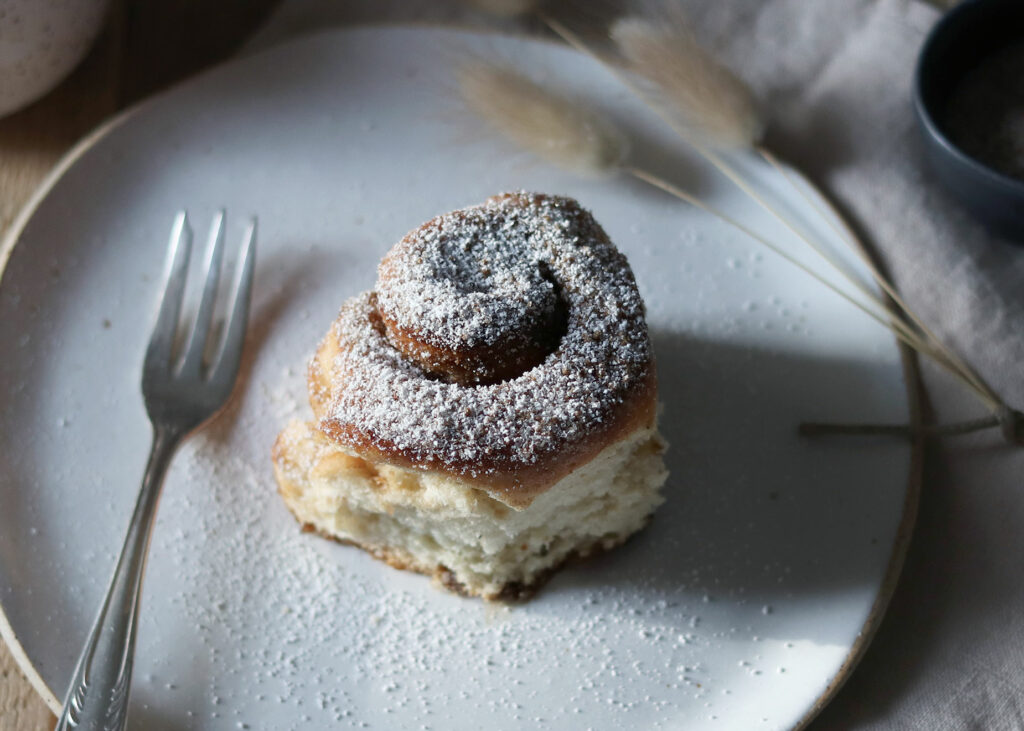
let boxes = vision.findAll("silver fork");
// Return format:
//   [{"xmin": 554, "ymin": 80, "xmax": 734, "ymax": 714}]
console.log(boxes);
[{"xmin": 56, "ymin": 211, "xmax": 256, "ymax": 731}]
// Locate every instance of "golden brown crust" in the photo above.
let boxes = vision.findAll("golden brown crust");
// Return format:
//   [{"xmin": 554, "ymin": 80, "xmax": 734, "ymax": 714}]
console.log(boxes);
[{"xmin": 307, "ymin": 324, "xmax": 658, "ymax": 508}]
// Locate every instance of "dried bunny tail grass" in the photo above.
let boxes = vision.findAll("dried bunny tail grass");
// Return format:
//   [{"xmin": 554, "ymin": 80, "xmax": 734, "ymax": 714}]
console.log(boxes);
[
  {"xmin": 457, "ymin": 60, "xmax": 628, "ymax": 175},
  {"xmin": 610, "ymin": 15, "xmax": 764, "ymax": 150},
  {"xmin": 461, "ymin": 0, "xmax": 542, "ymax": 16}
]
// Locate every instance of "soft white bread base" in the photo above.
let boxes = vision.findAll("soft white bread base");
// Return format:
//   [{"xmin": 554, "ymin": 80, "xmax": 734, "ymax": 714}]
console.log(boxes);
[{"xmin": 272, "ymin": 419, "xmax": 668, "ymax": 600}]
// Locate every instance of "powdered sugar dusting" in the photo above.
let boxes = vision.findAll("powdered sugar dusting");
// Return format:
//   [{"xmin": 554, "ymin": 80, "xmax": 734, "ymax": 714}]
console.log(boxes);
[
  {"xmin": 377, "ymin": 198, "xmax": 560, "ymax": 350},
  {"xmin": 325, "ymin": 193, "xmax": 652, "ymax": 478},
  {"xmin": 165, "ymin": 431, "xmax": 743, "ymax": 730}
]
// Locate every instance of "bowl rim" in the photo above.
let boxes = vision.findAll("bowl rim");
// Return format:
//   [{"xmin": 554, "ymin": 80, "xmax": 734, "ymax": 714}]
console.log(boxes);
[{"xmin": 913, "ymin": 0, "xmax": 1024, "ymax": 195}]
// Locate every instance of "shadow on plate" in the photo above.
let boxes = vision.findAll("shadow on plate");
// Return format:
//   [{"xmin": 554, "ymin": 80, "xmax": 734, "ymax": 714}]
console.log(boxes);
[
  {"xmin": 542, "ymin": 330, "xmax": 915, "ymax": 648},
  {"xmin": 201, "ymin": 242, "xmax": 336, "ymax": 440}
]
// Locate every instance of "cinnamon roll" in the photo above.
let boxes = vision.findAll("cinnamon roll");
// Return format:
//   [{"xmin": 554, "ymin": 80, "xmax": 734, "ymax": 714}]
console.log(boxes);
[{"xmin": 273, "ymin": 193, "xmax": 668, "ymax": 600}]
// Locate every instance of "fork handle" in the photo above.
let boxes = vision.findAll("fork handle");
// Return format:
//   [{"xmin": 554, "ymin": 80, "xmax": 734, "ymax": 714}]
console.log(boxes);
[{"xmin": 56, "ymin": 425, "xmax": 183, "ymax": 731}]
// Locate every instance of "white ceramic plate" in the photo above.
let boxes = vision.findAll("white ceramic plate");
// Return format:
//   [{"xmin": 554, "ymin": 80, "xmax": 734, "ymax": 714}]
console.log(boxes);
[{"xmin": 0, "ymin": 27, "xmax": 919, "ymax": 731}]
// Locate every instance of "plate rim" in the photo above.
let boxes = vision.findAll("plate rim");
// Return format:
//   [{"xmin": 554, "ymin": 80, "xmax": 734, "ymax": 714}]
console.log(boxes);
[
  {"xmin": 0, "ymin": 24, "xmax": 925, "ymax": 728},
  {"xmin": 0, "ymin": 107, "xmax": 132, "ymax": 716}
]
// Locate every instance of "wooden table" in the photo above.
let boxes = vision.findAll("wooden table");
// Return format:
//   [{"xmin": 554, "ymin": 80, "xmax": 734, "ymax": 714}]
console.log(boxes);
[{"xmin": 0, "ymin": 4, "xmax": 277, "ymax": 727}]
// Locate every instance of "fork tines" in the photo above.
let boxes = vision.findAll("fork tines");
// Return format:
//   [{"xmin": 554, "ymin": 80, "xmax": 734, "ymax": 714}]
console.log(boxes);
[{"xmin": 145, "ymin": 210, "xmax": 256, "ymax": 389}]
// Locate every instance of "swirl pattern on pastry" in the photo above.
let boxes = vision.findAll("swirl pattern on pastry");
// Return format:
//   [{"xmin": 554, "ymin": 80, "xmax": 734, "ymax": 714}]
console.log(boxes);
[
  {"xmin": 376, "ymin": 206, "xmax": 569, "ymax": 385},
  {"xmin": 310, "ymin": 192, "xmax": 656, "ymax": 507}
]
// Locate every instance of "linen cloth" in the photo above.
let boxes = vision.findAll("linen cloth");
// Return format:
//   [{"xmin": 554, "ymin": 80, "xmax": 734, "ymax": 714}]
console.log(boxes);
[{"xmin": 251, "ymin": 1, "xmax": 1024, "ymax": 728}]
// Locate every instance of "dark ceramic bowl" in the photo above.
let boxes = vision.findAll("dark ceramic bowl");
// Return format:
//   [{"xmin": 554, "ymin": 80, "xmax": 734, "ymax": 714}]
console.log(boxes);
[{"xmin": 913, "ymin": 0, "xmax": 1024, "ymax": 241}]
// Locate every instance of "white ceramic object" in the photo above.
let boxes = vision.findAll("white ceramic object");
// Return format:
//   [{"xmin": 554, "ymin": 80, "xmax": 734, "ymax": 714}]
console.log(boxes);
[
  {"xmin": 0, "ymin": 0, "xmax": 110, "ymax": 118},
  {"xmin": 0, "ymin": 27, "xmax": 918, "ymax": 731}
]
